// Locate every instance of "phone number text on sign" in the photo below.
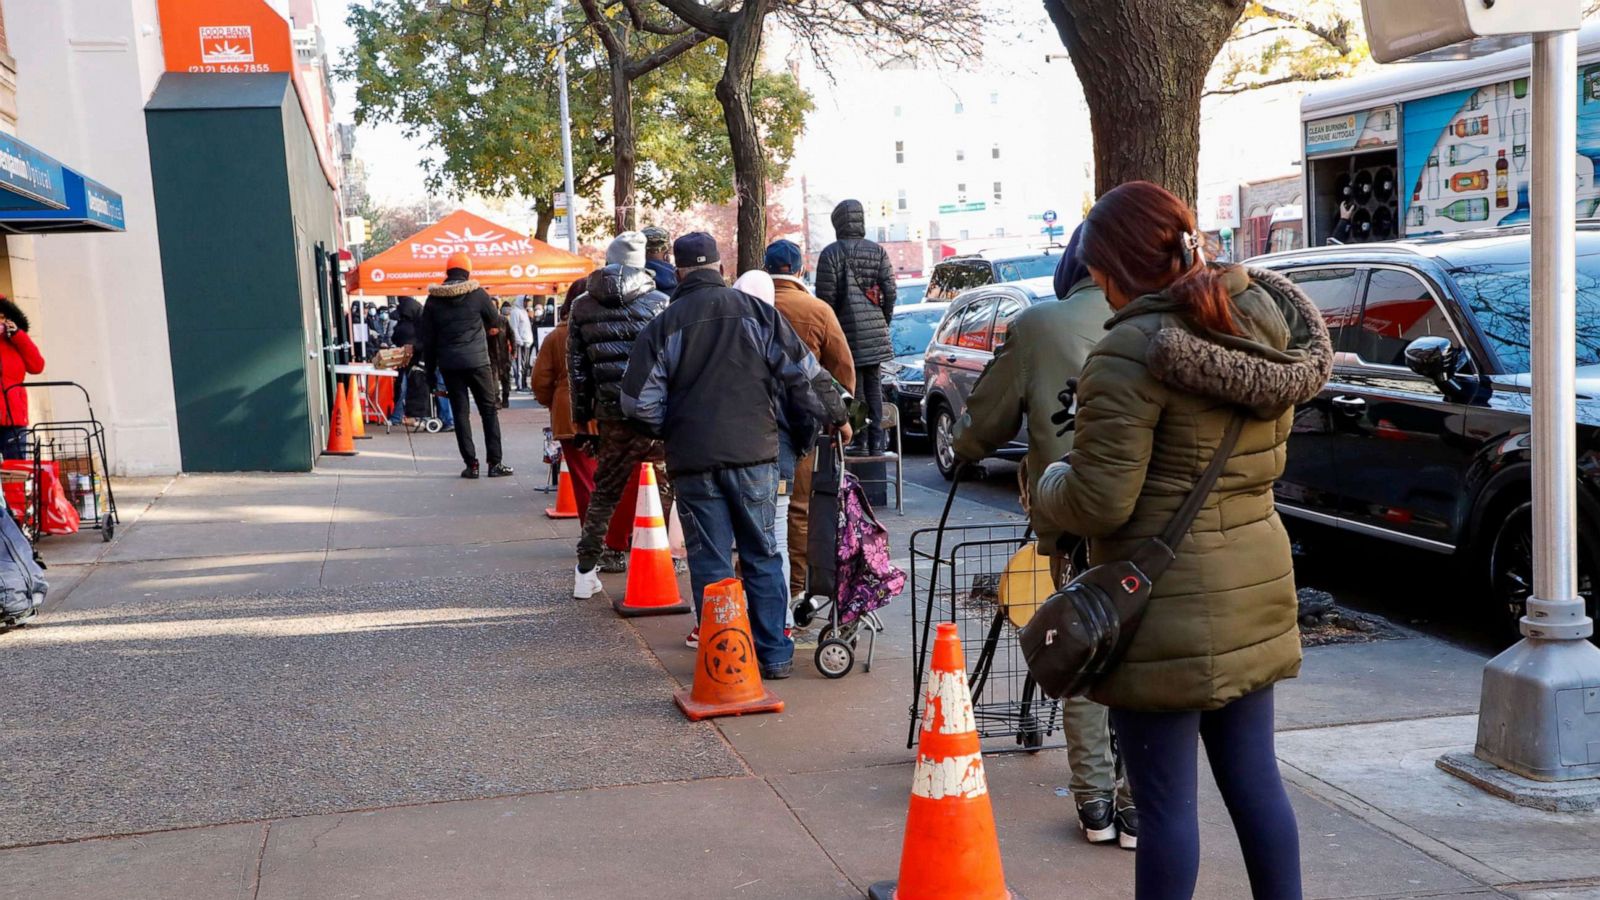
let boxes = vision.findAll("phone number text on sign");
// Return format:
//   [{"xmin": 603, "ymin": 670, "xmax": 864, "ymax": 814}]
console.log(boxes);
[{"xmin": 187, "ymin": 64, "xmax": 272, "ymax": 74}]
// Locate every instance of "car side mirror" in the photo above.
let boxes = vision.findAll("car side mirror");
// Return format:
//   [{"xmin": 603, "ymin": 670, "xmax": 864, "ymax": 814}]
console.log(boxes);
[{"xmin": 1403, "ymin": 336, "xmax": 1459, "ymax": 382}]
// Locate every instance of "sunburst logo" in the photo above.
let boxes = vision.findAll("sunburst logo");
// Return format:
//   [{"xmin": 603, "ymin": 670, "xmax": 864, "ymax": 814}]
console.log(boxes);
[
  {"xmin": 200, "ymin": 26, "xmax": 255, "ymax": 64},
  {"xmin": 434, "ymin": 228, "xmax": 505, "ymax": 244}
]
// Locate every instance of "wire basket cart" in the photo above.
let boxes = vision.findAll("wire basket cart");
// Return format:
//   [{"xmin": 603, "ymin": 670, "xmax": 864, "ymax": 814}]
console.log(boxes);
[
  {"xmin": 10, "ymin": 381, "xmax": 119, "ymax": 543},
  {"xmin": 907, "ymin": 483, "xmax": 1061, "ymax": 753}
]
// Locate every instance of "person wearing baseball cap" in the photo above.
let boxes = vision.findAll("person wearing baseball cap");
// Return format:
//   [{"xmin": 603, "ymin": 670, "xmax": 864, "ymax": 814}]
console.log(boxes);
[
  {"xmin": 620, "ymin": 232, "xmax": 849, "ymax": 679},
  {"xmin": 421, "ymin": 252, "xmax": 514, "ymax": 478},
  {"xmin": 641, "ymin": 226, "xmax": 677, "ymax": 293}
]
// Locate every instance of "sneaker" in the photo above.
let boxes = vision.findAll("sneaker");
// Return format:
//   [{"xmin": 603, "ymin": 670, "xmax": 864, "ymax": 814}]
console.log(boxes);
[
  {"xmin": 685, "ymin": 626, "xmax": 699, "ymax": 649},
  {"xmin": 1077, "ymin": 797, "xmax": 1118, "ymax": 845},
  {"xmin": 487, "ymin": 463, "xmax": 514, "ymax": 477},
  {"xmin": 461, "ymin": 464, "xmax": 480, "ymax": 479},
  {"xmin": 598, "ymin": 549, "xmax": 628, "ymax": 573},
  {"xmin": 761, "ymin": 661, "xmax": 794, "ymax": 680},
  {"xmin": 1115, "ymin": 805, "xmax": 1138, "ymax": 851},
  {"xmin": 573, "ymin": 564, "xmax": 603, "ymax": 600},
  {"xmin": 673, "ymin": 558, "xmax": 689, "ymax": 575}
]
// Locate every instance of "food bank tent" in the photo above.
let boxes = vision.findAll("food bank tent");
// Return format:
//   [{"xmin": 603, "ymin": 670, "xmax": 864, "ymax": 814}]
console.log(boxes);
[{"xmin": 349, "ymin": 210, "xmax": 594, "ymax": 296}]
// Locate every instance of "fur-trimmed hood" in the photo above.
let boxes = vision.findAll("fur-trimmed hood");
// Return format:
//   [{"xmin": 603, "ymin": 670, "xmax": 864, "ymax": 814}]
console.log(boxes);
[
  {"xmin": 1128, "ymin": 266, "xmax": 1333, "ymax": 419},
  {"xmin": 0, "ymin": 298, "xmax": 30, "ymax": 332},
  {"xmin": 426, "ymin": 278, "xmax": 480, "ymax": 302}
]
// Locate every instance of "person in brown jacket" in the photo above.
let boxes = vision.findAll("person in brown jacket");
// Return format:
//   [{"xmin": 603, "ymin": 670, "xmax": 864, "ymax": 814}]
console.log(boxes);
[
  {"xmin": 532, "ymin": 289, "xmax": 597, "ymax": 517},
  {"xmin": 765, "ymin": 239, "xmax": 856, "ymax": 598}
]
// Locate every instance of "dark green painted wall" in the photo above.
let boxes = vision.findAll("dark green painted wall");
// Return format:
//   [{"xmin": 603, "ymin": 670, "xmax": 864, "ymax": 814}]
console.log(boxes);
[{"xmin": 146, "ymin": 95, "xmax": 336, "ymax": 471}]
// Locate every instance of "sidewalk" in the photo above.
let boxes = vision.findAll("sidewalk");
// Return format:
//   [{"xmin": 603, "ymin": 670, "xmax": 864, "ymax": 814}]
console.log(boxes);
[{"xmin": 2, "ymin": 399, "xmax": 1598, "ymax": 899}]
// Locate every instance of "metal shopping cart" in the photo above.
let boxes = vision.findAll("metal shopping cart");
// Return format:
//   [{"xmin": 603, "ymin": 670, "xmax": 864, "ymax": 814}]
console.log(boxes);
[
  {"xmin": 907, "ymin": 475, "xmax": 1062, "ymax": 753},
  {"xmin": 6, "ymin": 381, "xmax": 119, "ymax": 542}
]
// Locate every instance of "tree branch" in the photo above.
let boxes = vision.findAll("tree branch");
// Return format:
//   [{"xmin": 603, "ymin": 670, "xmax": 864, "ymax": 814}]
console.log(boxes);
[
  {"xmin": 1255, "ymin": 3, "xmax": 1352, "ymax": 54},
  {"xmin": 576, "ymin": 0, "xmax": 627, "ymax": 58},
  {"xmin": 654, "ymin": 0, "xmax": 731, "ymax": 36},
  {"xmin": 625, "ymin": 30, "xmax": 712, "ymax": 79},
  {"xmin": 620, "ymin": 0, "xmax": 696, "ymax": 34},
  {"xmin": 1204, "ymin": 69, "xmax": 1339, "ymax": 97}
]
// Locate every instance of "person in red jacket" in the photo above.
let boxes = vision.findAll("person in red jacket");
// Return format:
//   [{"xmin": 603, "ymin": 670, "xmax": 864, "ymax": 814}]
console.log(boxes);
[{"xmin": 0, "ymin": 297, "xmax": 44, "ymax": 459}]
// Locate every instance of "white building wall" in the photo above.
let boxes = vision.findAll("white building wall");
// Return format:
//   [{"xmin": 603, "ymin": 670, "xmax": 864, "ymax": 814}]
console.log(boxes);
[{"xmin": 4, "ymin": 0, "xmax": 182, "ymax": 475}]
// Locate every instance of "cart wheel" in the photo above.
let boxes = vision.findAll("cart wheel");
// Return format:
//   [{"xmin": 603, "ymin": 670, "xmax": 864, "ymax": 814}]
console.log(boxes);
[
  {"xmin": 424, "ymin": 418, "xmax": 444, "ymax": 434},
  {"xmin": 817, "ymin": 624, "xmax": 859, "ymax": 649},
  {"xmin": 1018, "ymin": 716, "xmax": 1046, "ymax": 753},
  {"xmin": 101, "ymin": 517, "xmax": 114, "ymax": 542},
  {"xmin": 815, "ymin": 638, "xmax": 855, "ymax": 679},
  {"xmin": 792, "ymin": 596, "xmax": 818, "ymax": 628}
]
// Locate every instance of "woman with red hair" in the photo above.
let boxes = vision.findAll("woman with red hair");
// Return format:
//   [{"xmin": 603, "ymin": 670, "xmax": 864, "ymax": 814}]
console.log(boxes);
[
  {"xmin": 1034, "ymin": 181, "xmax": 1334, "ymax": 899},
  {"xmin": 0, "ymin": 296, "xmax": 43, "ymax": 460}
]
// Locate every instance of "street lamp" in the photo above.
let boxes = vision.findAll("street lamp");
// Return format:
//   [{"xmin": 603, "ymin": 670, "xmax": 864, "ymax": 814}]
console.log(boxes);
[{"xmin": 1362, "ymin": 0, "xmax": 1600, "ymax": 791}]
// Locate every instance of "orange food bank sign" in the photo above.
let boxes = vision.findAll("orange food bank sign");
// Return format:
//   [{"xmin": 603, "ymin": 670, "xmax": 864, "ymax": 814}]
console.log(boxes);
[{"xmin": 157, "ymin": 0, "xmax": 295, "ymax": 74}]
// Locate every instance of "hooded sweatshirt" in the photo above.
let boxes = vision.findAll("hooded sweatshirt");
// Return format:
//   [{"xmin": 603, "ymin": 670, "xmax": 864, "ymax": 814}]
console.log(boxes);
[
  {"xmin": 420, "ymin": 275, "xmax": 500, "ymax": 373},
  {"xmin": 814, "ymin": 199, "xmax": 897, "ymax": 365},
  {"xmin": 0, "ymin": 298, "xmax": 42, "ymax": 428},
  {"xmin": 567, "ymin": 264, "xmax": 667, "ymax": 422}
]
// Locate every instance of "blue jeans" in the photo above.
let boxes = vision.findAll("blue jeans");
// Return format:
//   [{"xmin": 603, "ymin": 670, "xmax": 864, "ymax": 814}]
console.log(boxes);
[
  {"xmin": 434, "ymin": 371, "xmax": 454, "ymax": 427},
  {"xmin": 675, "ymin": 462, "xmax": 793, "ymax": 669},
  {"xmin": 1111, "ymin": 687, "xmax": 1302, "ymax": 900},
  {"xmin": 389, "ymin": 369, "xmax": 408, "ymax": 424}
]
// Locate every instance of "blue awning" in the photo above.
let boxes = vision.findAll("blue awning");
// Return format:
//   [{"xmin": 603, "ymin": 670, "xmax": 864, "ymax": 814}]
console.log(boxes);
[{"xmin": 0, "ymin": 133, "xmax": 124, "ymax": 235}]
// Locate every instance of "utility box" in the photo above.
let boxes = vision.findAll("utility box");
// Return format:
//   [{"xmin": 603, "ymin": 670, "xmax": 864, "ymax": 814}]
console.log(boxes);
[{"xmin": 1363, "ymin": 0, "xmax": 1581, "ymax": 63}]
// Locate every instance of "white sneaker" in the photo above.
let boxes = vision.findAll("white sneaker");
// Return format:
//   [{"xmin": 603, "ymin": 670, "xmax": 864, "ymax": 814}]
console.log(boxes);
[{"xmin": 573, "ymin": 565, "xmax": 603, "ymax": 599}]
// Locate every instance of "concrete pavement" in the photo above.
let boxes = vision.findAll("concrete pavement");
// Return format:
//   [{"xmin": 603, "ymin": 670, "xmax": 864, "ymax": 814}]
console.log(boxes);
[{"xmin": 3, "ymin": 398, "xmax": 1599, "ymax": 899}]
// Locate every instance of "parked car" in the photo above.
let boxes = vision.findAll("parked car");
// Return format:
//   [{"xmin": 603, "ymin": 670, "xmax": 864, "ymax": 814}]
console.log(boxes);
[
  {"xmin": 923, "ymin": 248, "xmax": 1065, "ymax": 303},
  {"xmin": 881, "ymin": 302, "xmax": 948, "ymax": 440},
  {"xmin": 896, "ymin": 277, "xmax": 930, "ymax": 305},
  {"xmin": 1252, "ymin": 226, "xmax": 1600, "ymax": 632},
  {"xmin": 922, "ymin": 277, "xmax": 1056, "ymax": 478}
]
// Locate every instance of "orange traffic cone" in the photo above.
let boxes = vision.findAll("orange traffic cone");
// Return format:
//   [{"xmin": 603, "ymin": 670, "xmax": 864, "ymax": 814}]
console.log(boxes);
[
  {"xmin": 869, "ymin": 621, "xmax": 1018, "ymax": 900},
  {"xmin": 348, "ymin": 376, "xmax": 370, "ymax": 440},
  {"xmin": 322, "ymin": 382, "xmax": 357, "ymax": 457},
  {"xmin": 674, "ymin": 578, "xmax": 783, "ymax": 720},
  {"xmin": 544, "ymin": 460, "xmax": 579, "ymax": 519},
  {"xmin": 615, "ymin": 463, "xmax": 690, "ymax": 617}
]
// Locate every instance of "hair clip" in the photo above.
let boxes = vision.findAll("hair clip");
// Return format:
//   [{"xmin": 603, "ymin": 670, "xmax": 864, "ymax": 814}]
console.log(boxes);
[{"xmin": 1179, "ymin": 231, "xmax": 1203, "ymax": 268}]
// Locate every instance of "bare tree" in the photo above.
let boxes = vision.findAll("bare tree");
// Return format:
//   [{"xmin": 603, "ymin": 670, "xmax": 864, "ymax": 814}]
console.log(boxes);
[
  {"xmin": 655, "ymin": 0, "xmax": 987, "ymax": 272},
  {"xmin": 1208, "ymin": 0, "xmax": 1368, "ymax": 97},
  {"xmin": 573, "ymin": 0, "xmax": 710, "ymax": 232},
  {"xmin": 1044, "ymin": 0, "xmax": 1247, "ymax": 205}
]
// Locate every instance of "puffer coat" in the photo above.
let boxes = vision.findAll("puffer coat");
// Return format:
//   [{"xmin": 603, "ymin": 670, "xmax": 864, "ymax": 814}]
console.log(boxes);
[
  {"xmin": 815, "ymin": 200, "xmax": 896, "ymax": 366},
  {"xmin": 567, "ymin": 264, "xmax": 667, "ymax": 422},
  {"xmin": 1033, "ymin": 267, "xmax": 1333, "ymax": 712}
]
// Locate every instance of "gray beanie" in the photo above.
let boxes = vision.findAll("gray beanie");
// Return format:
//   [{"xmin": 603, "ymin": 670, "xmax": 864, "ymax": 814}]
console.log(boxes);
[{"xmin": 606, "ymin": 231, "xmax": 647, "ymax": 268}]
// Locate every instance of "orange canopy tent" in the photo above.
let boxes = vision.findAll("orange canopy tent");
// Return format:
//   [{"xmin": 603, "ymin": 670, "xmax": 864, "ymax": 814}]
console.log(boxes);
[{"xmin": 348, "ymin": 210, "xmax": 594, "ymax": 296}]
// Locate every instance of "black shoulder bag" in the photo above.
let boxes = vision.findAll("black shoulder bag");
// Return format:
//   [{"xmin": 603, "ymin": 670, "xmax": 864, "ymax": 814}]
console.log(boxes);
[{"xmin": 1018, "ymin": 415, "xmax": 1245, "ymax": 700}]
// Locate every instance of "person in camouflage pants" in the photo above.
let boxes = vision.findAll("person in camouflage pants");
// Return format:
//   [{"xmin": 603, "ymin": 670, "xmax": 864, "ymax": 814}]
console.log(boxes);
[{"xmin": 576, "ymin": 420, "xmax": 672, "ymax": 571}]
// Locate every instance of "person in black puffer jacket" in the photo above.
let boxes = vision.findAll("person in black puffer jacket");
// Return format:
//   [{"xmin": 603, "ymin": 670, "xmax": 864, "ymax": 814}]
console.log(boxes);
[
  {"xmin": 815, "ymin": 199, "xmax": 896, "ymax": 454},
  {"xmin": 422, "ymin": 253, "xmax": 512, "ymax": 479},
  {"xmin": 566, "ymin": 232, "xmax": 672, "ymax": 594}
]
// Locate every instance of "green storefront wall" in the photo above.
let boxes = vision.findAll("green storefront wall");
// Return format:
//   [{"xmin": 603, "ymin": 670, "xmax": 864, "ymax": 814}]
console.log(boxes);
[{"xmin": 145, "ymin": 74, "xmax": 337, "ymax": 472}]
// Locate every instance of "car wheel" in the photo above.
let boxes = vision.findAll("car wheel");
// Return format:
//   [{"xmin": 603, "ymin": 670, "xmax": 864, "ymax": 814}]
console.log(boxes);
[
  {"xmin": 1488, "ymin": 501, "xmax": 1598, "ymax": 640},
  {"xmin": 932, "ymin": 406, "xmax": 958, "ymax": 481}
]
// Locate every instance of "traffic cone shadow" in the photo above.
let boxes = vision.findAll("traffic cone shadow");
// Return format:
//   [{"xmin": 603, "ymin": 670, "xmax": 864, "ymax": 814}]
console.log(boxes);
[
  {"xmin": 615, "ymin": 463, "xmax": 690, "ymax": 617},
  {"xmin": 322, "ymin": 382, "xmax": 357, "ymax": 457},
  {"xmin": 544, "ymin": 461, "xmax": 579, "ymax": 519},
  {"xmin": 869, "ymin": 621, "xmax": 1021, "ymax": 900},
  {"xmin": 674, "ymin": 578, "xmax": 783, "ymax": 721}
]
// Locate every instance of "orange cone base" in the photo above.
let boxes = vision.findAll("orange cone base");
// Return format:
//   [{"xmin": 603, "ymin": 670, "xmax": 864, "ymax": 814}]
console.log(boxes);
[
  {"xmin": 613, "ymin": 595, "xmax": 691, "ymax": 618},
  {"xmin": 869, "ymin": 884, "xmax": 1021, "ymax": 900},
  {"xmin": 321, "ymin": 449, "xmax": 358, "ymax": 457},
  {"xmin": 544, "ymin": 508, "xmax": 578, "ymax": 519},
  {"xmin": 674, "ymin": 686, "xmax": 784, "ymax": 721}
]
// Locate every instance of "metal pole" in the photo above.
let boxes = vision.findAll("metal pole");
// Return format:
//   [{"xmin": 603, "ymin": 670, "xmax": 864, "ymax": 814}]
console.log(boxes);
[
  {"xmin": 1529, "ymin": 30, "xmax": 1582, "ymax": 629},
  {"xmin": 555, "ymin": 0, "xmax": 579, "ymax": 253}
]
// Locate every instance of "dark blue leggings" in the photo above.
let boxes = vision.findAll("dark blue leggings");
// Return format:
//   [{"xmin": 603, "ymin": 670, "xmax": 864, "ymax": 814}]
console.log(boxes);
[{"xmin": 1111, "ymin": 687, "xmax": 1302, "ymax": 900}]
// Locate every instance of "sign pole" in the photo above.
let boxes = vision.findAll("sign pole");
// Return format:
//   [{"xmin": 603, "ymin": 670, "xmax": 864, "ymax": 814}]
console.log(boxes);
[{"xmin": 554, "ymin": 0, "xmax": 579, "ymax": 253}]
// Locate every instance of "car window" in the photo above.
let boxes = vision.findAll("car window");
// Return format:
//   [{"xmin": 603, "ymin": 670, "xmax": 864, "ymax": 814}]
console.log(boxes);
[
  {"xmin": 994, "ymin": 255, "xmax": 1059, "ymax": 282},
  {"xmin": 954, "ymin": 298, "xmax": 999, "ymax": 351},
  {"xmin": 933, "ymin": 303, "xmax": 966, "ymax": 346},
  {"xmin": 891, "ymin": 307, "xmax": 943, "ymax": 357},
  {"xmin": 1449, "ymin": 256, "xmax": 1600, "ymax": 373},
  {"xmin": 990, "ymin": 295, "xmax": 1028, "ymax": 347},
  {"xmin": 1285, "ymin": 267, "xmax": 1361, "ymax": 353},
  {"xmin": 897, "ymin": 282, "xmax": 928, "ymax": 304},
  {"xmin": 927, "ymin": 262, "xmax": 992, "ymax": 301},
  {"xmin": 1354, "ymin": 269, "xmax": 1455, "ymax": 368}
]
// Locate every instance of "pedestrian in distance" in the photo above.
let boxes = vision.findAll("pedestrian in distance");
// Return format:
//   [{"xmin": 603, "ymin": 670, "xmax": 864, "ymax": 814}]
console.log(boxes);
[
  {"xmin": 763, "ymin": 239, "xmax": 856, "ymax": 601},
  {"xmin": 508, "ymin": 297, "xmax": 535, "ymax": 391},
  {"xmin": 532, "ymin": 298, "xmax": 598, "ymax": 519},
  {"xmin": 388, "ymin": 296, "xmax": 425, "ymax": 427},
  {"xmin": 621, "ymin": 232, "xmax": 848, "ymax": 681},
  {"xmin": 642, "ymin": 226, "xmax": 678, "ymax": 293},
  {"xmin": 420, "ymin": 252, "xmax": 512, "ymax": 479},
  {"xmin": 568, "ymin": 232, "xmax": 673, "ymax": 597},
  {"xmin": 815, "ymin": 199, "xmax": 896, "ymax": 456},
  {"xmin": 487, "ymin": 302, "xmax": 514, "ymax": 409},
  {"xmin": 0, "ymin": 296, "xmax": 43, "ymax": 460},
  {"xmin": 1031, "ymin": 181, "xmax": 1332, "ymax": 900},
  {"xmin": 951, "ymin": 222, "xmax": 1138, "ymax": 850}
]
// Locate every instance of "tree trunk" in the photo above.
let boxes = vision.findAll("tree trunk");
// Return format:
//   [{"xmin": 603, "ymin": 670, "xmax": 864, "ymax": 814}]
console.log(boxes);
[
  {"xmin": 1045, "ymin": 0, "xmax": 1244, "ymax": 207},
  {"xmin": 608, "ymin": 27, "xmax": 638, "ymax": 234},
  {"xmin": 718, "ymin": 2, "xmax": 770, "ymax": 274},
  {"xmin": 534, "ymin": 204, "xmax": 554, "ymax": 243}
]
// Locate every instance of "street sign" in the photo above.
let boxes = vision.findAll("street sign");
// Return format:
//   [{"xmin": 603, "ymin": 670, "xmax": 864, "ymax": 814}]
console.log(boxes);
[
  {"xmin": 937, "ymin": 201, "xmax": 986, "ymax": 214},
  {"xmin": 1043, "ymin": 209, "xmax": 1057, "ymax": 224},
  {"xmin": 1039, "ymin": 225, "xmax": 1063, "ymax": 239}
]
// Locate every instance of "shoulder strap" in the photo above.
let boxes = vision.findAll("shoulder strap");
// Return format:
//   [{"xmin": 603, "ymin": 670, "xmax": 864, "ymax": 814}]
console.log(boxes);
[{"xmin": 1162, "ymin": 414, "xmax": 1245, "ymax": 549}]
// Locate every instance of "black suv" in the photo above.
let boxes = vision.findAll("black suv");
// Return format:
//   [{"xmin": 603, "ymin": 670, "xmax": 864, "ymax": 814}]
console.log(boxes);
[
  {"xmin": 923, "ymin": 248, "xmax": 1063, "ymax": 303},
  {"xmin": 1253, "ymin": 227, "xmax": 1600, "ymax": 630}
]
